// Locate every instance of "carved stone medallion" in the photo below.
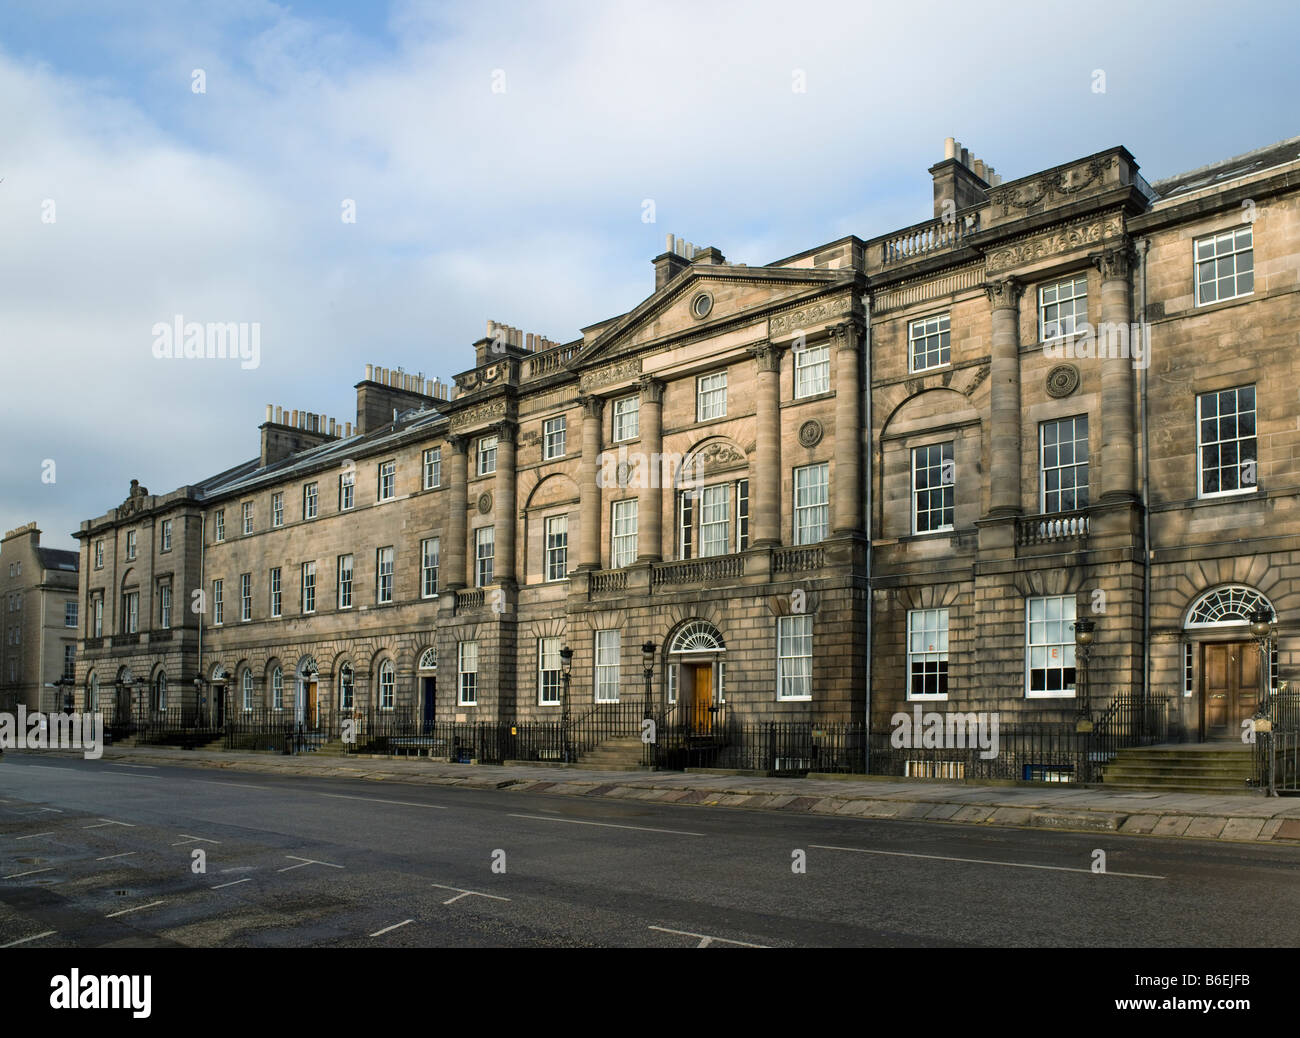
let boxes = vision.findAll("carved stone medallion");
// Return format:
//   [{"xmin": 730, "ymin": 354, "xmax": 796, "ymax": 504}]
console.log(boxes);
[
  {"xmin": 1046, "ymin": 364, "xmax": 1080, "ymax": 398},
  {"xmin": 798, "ymin": 420, "xmax": 824, "ymax": 448}
]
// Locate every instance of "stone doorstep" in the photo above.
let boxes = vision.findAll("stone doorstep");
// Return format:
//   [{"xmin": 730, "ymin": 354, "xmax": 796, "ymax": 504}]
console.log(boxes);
[{"xmin": 84, "ymin": 749, "xmax": 1300, "ymax": 845}]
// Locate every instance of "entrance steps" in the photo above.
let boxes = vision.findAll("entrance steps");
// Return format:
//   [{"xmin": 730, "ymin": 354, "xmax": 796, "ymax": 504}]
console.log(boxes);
[
  {"xmin": 1102, "ymin": 745, "xmax": 1256, "ymax": 794},
  {"xmin": 576, "ymin": 736, "xmax": 648, "ymax": 771}
]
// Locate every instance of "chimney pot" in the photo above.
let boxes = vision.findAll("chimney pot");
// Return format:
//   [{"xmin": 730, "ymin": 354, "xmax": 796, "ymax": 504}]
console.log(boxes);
[
  {"xmin": 944, "ymin": 137, "xmax": 956, "ymax": 160},
  {"xmin": 974, "ymin": 159, "xmax": 986, "ymax": 180},
  {"xmin": 365, "ymin": 363, "xmax": 374, "ymax": 381}
]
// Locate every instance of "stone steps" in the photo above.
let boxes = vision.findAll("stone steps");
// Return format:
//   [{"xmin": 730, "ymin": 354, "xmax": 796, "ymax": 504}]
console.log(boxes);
[{"xmin": 1103, "ymin": 746, "xmax": 1257, "ymax": 794}]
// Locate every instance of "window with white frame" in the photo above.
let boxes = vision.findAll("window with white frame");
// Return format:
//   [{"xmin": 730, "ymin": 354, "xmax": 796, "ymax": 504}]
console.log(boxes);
[
  {"xmin": 126, "ymin": 529, "xmax": 137, "ymax": 559},
  {"xmin": 378, "ymin": 460, "xmax": 396, "ymax": 501},
  {"xmin": 696, "ymin": 371, "xmax": 728, "ymax": 422},
  {"xmin": 1196, "ymin": 226, "xmax": 1253, "ymax": 305},
  {"xmin": 794, "ymin": 463, "xmax": 829, "ymax": 545},
  {"xmin": 907, "ymin": 609, "xmax": 949, "ymax": 699},
  {"xmin": 1026, "ymin": 596, "xmax": 1076, "ymax": 697},
  {"xmin": 339, "ymin": 470, "xmax": 354, "ymax": 511},
  {"xmin": 242, "ymin": 502, "xmax": 254, "ymax": 535},
  {"xmin": 161, "ymin": 520, "xmax": 172, "ymax": 552},
  {"xmin": 423, "ymin": 447, "xmax": 441, "ymax": 489},
  {"xmin": 272, "ymin": 667, "xmax": 284, "ymax": 711},
  {"xmin": 611, "ymin": 500, "xmax": 638, "ymax": 568},
  {"xmin": 95, "ymin": 540, "xmax": 104, "ymax": 568},
  {"xmin": 1197, "ymin": 385, "xmax": 1257, "ymax": 497},
  {"xmin": 337, "ymin": 555, "xmax": 352, "ymax": 609},
  {"xmin": 545, "ymin": 516, "xmax": 568, "ymax": 581},
  {"xmin": 912, "ymin": 442, "xmax": 954, "ymax": 534},
  {"xmin": 269, "ymin": 567, "xmax": 281, "ymax": 617},
  {"xmin": 272, "ymin": 492, "xmax": 284, "ymax": 527},
  {"xmin": 699, "ymin": 484, "xmax": 731, "ymax": 557},
  {"xmin": 1041, "ymin": 415, "xmax": 1089, "ymax": 513},
  {"xmin": 421, "ymin": 538, "xmax": 439, "ymax": 597},
  {"xmin": 242, "ymin": 670, "xmax": 254, "ymax": 712},
  {"xmin": 794, "ymin": 344, "xmax": 830, "ymax": 397},
  {"xmin": 378, "ymin": 660, "xmax": 395, "ymax": 710},
  {"xmin": 543, "ymin": 416, "xmax": 566, "ymax": 460},
  {"xmin": 908, "ymin": 313, "xmax": 951, "ymax": 372},
  {"xmin": 1039, "ymin": 276, "xmax": 1088, "ymax": 341},
  {"xmin": 538, "ymin": 637, "xmax": 562, "ymax": 705},
  {"xmin": 459, "ymin": 641, "xmax": 479, "ymax": 705},
  {"xmin": 211, "ymin": 580, "xmax": 223, "ymax": 625},
  {"xmin": 214, "ymin": 512, "xmax": 224, "ymax": 542},
  {"xmin": 124, "ymin": 591, "xmax": 139, "ymax": 633},
  {"xmin": 302, "ymin": 562, "xmax": 316, "ymax": 614},
  {"xmin": 303, "ymin": 483, "xmax": 318, "ymax": 520},
  {"xmin": 377, "ymin": 546, "xmax": 394, "ymax": 603},
  {"xmin": 65, "ymin": 601, "xmax": 78, "ymax": 628},
  {"xmin": 159, "ymin": 585, "xmax": 171, "ymax": 629},
  {"xmin": 475, "ymin": 527, "xmax": 495, "ymax": 587},
  {"xmin": 595, "ymin": 630, "xmax": 620, "ymax": 703},
  {"xmin": 680, "ymin": 479, "xmax": 748, "ymax": 561},
  {"xmin": 477, "ymin": 435, "xmax": 498, "ymax": 476},
  {"xmin": 240, "ymin": 573, "xmax": 252, "ymax": 621},
  {"xmin": 612, "ymin": 395, "xmax": 639, "ymax": 441},
  {"xmin": 777, "ymin": 615, "xmax": 813, "ymax": 700},
  {"xmin": 93, "ymin": 598, "xmax": 103, "ymax": 638},
  {"xmin": 1183, "ymin": 642, "xmax": 1194, "ymax": 696},
  {"xmin": 339, "ymin": 663, "xmax": 354, "ymax": 710}
]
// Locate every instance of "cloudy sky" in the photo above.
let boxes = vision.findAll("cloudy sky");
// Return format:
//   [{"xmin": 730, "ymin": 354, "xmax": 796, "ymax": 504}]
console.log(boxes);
[{"xmin": 1, "ymin": 0, "xmax": 1295, "ymax": 552}]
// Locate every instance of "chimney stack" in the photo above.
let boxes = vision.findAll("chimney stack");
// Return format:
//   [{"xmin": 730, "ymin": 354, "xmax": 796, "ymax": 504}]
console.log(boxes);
[{"xmin": 929, "ymin": 137, "xmax": 995, "ymax": 219}]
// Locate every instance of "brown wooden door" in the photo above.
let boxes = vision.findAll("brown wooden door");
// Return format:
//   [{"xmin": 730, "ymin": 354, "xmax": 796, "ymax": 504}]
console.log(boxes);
[
  {"xmin": 305, "ymin": 681, "xmax": 318, "ymax": 728},
  {"xmin": 691, "ymin": 665, "xmax": 713, "ymax": 733},
  {"xmin": 1202, "ymin": 641, "xmax": 1259, "ymax": 740}
]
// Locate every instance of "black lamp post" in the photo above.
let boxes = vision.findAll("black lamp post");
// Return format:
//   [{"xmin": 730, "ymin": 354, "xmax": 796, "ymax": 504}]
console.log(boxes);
[
  {"xmin": 192, "ymin": 676, "xmax": 205, "ymax": 729},
  {"xmin": 559, "ymin": 645, "xmax": 574, "ymax": 763},
  {"xmin": 1249, "ymin": 607, "xmax": 1277, "ymax": 795},
  {"xmin": 641, "ymin": 642, "xmax": 656, "ymax": 720},
  {"xmin": 1073, "ymin": 618, "xmax": 1096, "ymax": 732}
]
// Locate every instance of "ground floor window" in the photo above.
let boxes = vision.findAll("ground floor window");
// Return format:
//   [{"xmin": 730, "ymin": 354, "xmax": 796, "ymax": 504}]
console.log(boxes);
[
  {"xmin": 777, "ymin": 615, "xmax": 813, "ymax": 700},
  {"xmin": 907, "ymin": 609, "xmax": 949, "ymax": 699},
  {"xmin": 459, "ymin": 642, "xmax": 479, "ymax": 705},
  {"xmin": 1026, "ymin": 595, "xmax": 1076, "ymax": 697},
  {"xmin": 538, "ymin": 637, "xmax": 562, "ymax": 705},
  {"xmin": 595, "ymin": 630, "xmax": 620, "ymax": 702}
]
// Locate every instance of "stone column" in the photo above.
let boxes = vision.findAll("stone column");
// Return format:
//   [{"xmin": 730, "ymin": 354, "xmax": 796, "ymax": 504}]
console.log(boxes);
[
  {"xmin": 831, "ymin": 321, "xmax": 863, "ymax": 536},
  {"xmin": 750, "ymin": 341, "xmax": 783, "ymax": 546},
  {"xmin": 636, "ymin": 377, "xmax": 665, "ymax": 562},
  {"xmin": 985, "ymin": 278, "xmax": 1024, "ymax": 517},
  {"xmin": 445, "ymin": 434, "xmax": 469, "ymax": 590},
  {"xmin": 1095, "ymin": 245, "xmax": 1137, "ymax": 500},
  {"xmin": 578, "ymin": 395, "xmax": 604, "ymax": 570},
  {"xmin": 493, "ymin": 420, "xmax": 518, "ymax": 586}
]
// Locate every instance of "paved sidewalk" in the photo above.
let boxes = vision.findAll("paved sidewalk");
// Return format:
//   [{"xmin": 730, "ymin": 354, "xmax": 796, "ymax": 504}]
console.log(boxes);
[{"xmin": 18, "ymin": 745, "xmax": 1300, "ymax": 846}]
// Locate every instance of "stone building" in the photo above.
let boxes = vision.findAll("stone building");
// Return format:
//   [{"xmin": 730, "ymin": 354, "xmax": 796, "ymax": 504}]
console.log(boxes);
[
  {"xmin": 0, "ymin": 523, "xmax": 80, "ymax": 713},
  {"xmin": 71, "ymin": 131, "xmax": 1300, "ymax": 762}
]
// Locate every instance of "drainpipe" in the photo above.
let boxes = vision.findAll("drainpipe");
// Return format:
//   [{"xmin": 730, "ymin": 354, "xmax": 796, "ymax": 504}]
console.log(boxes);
[
  {"xmin": 1139, "ymin": 239, "xmax": 1152, "ymax": 726},
  {"xmin": 862, "ymin": 300, "xmax": 873, "ymax": 772},
  {"xmin": 197, "ymin": 513, "xmax": 205, "ymax": 722}
]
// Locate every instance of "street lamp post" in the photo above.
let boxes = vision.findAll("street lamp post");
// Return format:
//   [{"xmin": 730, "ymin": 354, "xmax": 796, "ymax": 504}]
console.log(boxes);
[
  {"xmin": 641, "ymin": 642, "xmax": 656, "ymax": 721},
  {"xmin": 1249, "ymin": 606, "xmax": 1276, "ymax": 795},
  {"xmin": 559, "ymin": 645, "xmax": 573, "ymax": 763},
  {"xmin": 1073, "ymin": 618, "xmax": 1096, "ymax": 733}
]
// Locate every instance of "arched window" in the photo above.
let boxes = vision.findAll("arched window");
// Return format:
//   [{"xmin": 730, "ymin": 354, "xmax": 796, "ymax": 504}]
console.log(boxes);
[
  {"xmin": 272, "ymin": 667, "xmax": 284, "ymax": 711},
  {"xmin": 1185, "ymin": 586, "xmax": 1273, "ymax": 628},
  {"xmin": 87, "ymin": 673, "xmax": 99, "ymax": 711},
  {"xmin": 669, "ymin": 620, "xmax": 726, "ymax": 654},
  {"xmin": 152, "ymin": 672, "xmax": 167, "ymax": 712},
  {"xmin": 339, "ymin": 663, "xmax": 354, "ymax": 711},
  {"xmin": 242, "ymin": 670, "xmax": 254, "ymax": 712},
  {"xmin": 419, "ymin": 647, "xmax": 438, "ymax": 670},
  {"xmin": 378, "ymin": 660, "xmax": 395, "ymax": 711}
]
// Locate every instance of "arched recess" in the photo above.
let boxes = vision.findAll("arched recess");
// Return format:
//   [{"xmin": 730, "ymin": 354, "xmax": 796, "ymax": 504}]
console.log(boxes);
[{"xmin": 664, "ymin": 618, "xmax": 727, "ymax": 722}]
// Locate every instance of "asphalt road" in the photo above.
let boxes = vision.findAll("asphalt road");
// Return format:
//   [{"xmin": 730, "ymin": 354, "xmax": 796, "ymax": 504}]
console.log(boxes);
[{"xmin": 2, "ymin": 753, "xmax": 1298, "ymax": 948}]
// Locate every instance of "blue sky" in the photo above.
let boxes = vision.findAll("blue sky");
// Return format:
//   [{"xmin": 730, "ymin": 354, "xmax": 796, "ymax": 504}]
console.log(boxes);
[{"xmin": 1, "ymin": 0, "xmax": 1297, "ymax": 551}]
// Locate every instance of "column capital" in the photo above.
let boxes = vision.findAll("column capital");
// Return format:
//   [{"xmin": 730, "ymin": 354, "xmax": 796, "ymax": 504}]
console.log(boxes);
[
  {"xmin": 637, "ymin": 376, "xmax": 666, "ymax": 405},
  {"xmin": 828, "ymin": 319, "xmax": 865, "ymax": 351},
  {"xmin": 491, "ymin": 418, "xmax": 518, "ymax": 442},
  {"xmin": 579, "ymin": 394, "xmax": 605, "ymax": 420},
  {"xmin": 447, "ymin": 433, "xmax": 471, "ymax": 455},
  {"xmin": 983, "ymin": 277, "xmax": 1023, "ymax": 310},
  {"xmin": 1093, "ymin": 243, "xmax": 1135, "ymax": 281},
  {"xmin": 748, "ymin": 340, "xmax": 784, "ymax": 372}
]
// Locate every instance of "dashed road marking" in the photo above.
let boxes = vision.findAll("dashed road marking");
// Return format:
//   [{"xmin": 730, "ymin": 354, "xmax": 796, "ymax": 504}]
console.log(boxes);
[
  {"xmin": 3, "ymin": 867, "xmax": 53, "ymax": 879},
  {"xmin": 369, "ymin": 919, "xmax": 415, "ymax": 937},
  {"xmin": 277, "ymin": 855, "xmax": 344, "ymax": 873},
  {"xmin": 108, "ymin": 763, "xmax": 157, "ymax": 769},
  {"xmin": 95, "ymin": 852, "xmax": 137, "ymax": 861},
  {"xmin": 429, "ymin": 883, "xmax": 510, "ymax": 905},
  {"xmin": 808, "ymin": 844, "xmax": 1166, "ymax": 880},
  {"xmin": 211, "ymin": 878, "xmax": 251, "ymax": 890},
  {"xmin": 507, "ymin": 813, "xmax": 705, "ymax": 837},
  {"xmin": 82, "ymin": 819, "xmax": 135, "ymax": 829},
  {"xmin": 648, "ymin": 926, "xmax": 768, "ymax": 948},
  {"xmin": 198, "ymin": 781, "xmax": 270, "ymax": 791},
  {"xmin": 319, "ymin": 793, "xmax": 447, "ymax": 810},
  {"xmin": 106, "ymin": 900, "xmax": 166, "ymax": 918},
  {"xmin": 1, "ymin": 930, "xmax": 56, "ymax": 948},
  {"xmin": 171, "ymin": 835, "xmax": 222, "ymax": 846},
  {"xmin": 14, "ymin": 832, "xmax": 55, "ymax": 841}
]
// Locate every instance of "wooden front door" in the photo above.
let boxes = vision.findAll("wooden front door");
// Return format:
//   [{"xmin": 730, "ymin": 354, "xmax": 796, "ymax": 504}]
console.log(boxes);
[
  {"xmin": 691, "ymin": 665, "xmax": 713, "ymax": 733},
  {"xmin": 305, "ymin": 681, "xmax": 318, "ymax": 729},
  {"xmin": 1202, "ymin": 641, "xmax": 1259, "ymax": 740}
]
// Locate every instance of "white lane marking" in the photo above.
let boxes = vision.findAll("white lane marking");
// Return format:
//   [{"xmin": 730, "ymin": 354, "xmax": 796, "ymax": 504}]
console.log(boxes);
[
  {"xmin": 171, "ymin": 835, "xmax": 222, "ymax": 846},
  {"xmin": 1, "ymin": 930, "xmax": 56, "ymax": 948},
  {"xmin": 277, "ymin": 855, "xmax": 344, "ymax": 873},
  {"xmin": 108, "ymin": 763, "xmax": 157, "ymax": 769},
  {"xmin": 3, "ymin": 867, "xmax": 53, "ymax": 879},
  {"xmin": 648, "ymin": 926, "xmax": 768, "ymax": 948},
  {"xmin": 95, "ymin": 852, "xmax": 138, "ymax": 861},
  {"xmin": 82, "ymin": 819, "xmax": 135, "ymax": 829},
  {"xmin": 507, "ymin": 813, "xmax": 705, "ymax": 837},
  {"xmin": 808, "ymin": 844, "xmax": 1167, "ymax": 880},
  {"xmin": 11, "ymin": 765, "xmax": 77, "ymax": 772},
  {"xmin": 14, "ymin": 832, "xmax": 55, "ymax": 841},
  {"xmin": 319, "ymin": 793, "xmax": 447, "ymax": 810},
  {"xmin": 198, "ymin": 781, "xmax": 271, "ymax": 791},
  {"xmin": 369, "ymin": 919, "xmax": 415, "ymax": 937},
  {"xmin": 106, "ymin": 900, "xmax": 166, "ymax": 918},
  {"xmin": 429, "ymin": 883, "xmax": 510, "ymax": 905},
  {"xmin": 211, "ymin": 878, "xmax": 251, "ymax": 890},
  {"xmin": 20, "ymin": 808, "xmax": 63, "ymax": 814}
]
